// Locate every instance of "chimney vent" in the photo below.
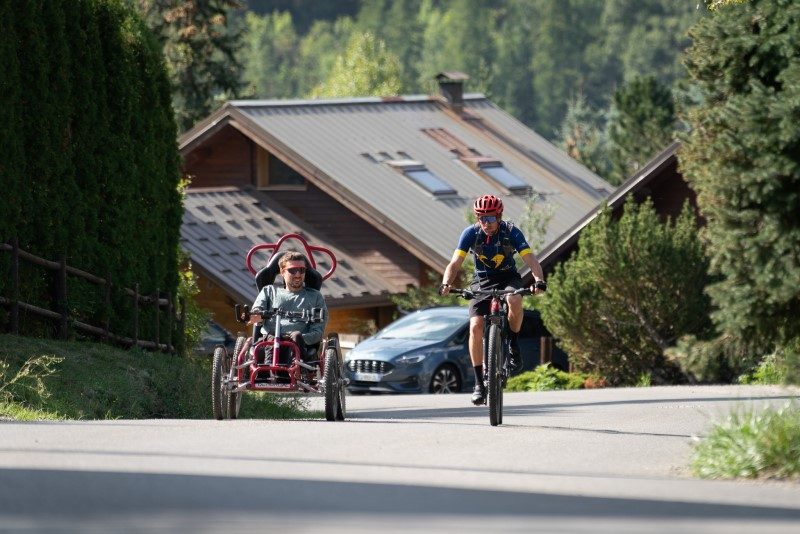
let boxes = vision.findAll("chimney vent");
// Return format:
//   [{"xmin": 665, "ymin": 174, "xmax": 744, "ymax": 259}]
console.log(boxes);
[{"xmin": 436, "ymin": 71, "xmax": 469, "ymax": 113}]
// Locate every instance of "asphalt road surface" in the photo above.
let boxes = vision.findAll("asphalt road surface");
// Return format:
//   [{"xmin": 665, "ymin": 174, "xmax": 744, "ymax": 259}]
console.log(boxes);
[{"xmin": 1, "ymin": 385, "xmax": 799, "ymax": 533}]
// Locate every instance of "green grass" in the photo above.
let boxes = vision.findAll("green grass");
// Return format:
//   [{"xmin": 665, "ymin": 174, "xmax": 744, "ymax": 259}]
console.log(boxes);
[
  {"xmin": 0, "ymin": 334, "xmax": 315, "ymax": 420},
  {"xmin": 506, "ymin": 364, "xmax": 587, "ymax": 392},
  {"xmin": 691, "ymin": 402, "xmax": 800, "ymax": 480}
]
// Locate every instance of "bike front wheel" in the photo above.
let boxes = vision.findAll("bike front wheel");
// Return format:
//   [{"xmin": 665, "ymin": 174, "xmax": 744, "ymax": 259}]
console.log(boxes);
[{"xmin": 486, "ymin": 324, "xmax": 503, "ymax": 426}]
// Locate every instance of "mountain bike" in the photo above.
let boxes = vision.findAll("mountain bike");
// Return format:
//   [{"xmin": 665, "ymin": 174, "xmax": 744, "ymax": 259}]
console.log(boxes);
[{"xmin": 450, "ymin": 281, "xmax": 546, "ymax": 426}]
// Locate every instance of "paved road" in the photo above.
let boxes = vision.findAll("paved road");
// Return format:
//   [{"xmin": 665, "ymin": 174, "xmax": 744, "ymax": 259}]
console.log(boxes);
[{"xmin": 1, "ymin": 385, "xmax": 799, "ymax": 533}]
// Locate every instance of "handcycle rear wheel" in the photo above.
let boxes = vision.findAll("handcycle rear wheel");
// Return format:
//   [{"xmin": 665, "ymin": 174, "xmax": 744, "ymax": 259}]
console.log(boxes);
[
  {"xmin": 323, "ymin": 347, "xmax": 344, "ymax": 421},
  {"xmin": 487, "ymin": 324, "xmax": 503, "ymax": 426}
]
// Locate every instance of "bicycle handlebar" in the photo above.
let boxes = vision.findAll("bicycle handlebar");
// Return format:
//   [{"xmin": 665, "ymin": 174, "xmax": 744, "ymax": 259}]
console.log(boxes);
[
  {"xmin": 446, "ymin": 280, "xmax": 546, "ymax": 300},
  {"xmin": 449, "ymin": 286, "xmax": 531, "ymax": 300}
]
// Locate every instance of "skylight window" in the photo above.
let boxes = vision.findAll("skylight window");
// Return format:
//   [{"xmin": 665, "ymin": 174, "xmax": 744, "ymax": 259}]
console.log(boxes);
[
  {"xmin": 478, "ymin": 162, "xmax": 531, "ymax": 193},
  {"xmin": 387, "ymin": 159, "xmax": 457, "ymax": 196}
]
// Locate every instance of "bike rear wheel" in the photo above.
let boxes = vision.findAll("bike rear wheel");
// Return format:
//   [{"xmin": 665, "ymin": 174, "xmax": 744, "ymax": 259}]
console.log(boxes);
[{"xmin": 487, "ymin": 324, "xmax": 503, "ymax": 426}]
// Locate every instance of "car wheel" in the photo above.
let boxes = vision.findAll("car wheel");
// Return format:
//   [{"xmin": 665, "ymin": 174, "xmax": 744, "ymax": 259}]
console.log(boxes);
[{"xmin": 429, "ymin": 364, "xmax": 461, "ymax": 394}]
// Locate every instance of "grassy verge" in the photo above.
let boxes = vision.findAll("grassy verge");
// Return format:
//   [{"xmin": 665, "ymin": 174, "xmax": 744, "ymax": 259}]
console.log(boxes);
[
  {"xmin": 0, "ymin": 334, "xmax": 315, "ymax": 420},
  {"xmin": 691, "ymin": 401, "xmax": 800, "ymax": 480}
]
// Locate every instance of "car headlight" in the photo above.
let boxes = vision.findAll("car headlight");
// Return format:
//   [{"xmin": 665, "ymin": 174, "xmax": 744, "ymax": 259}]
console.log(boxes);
[{"xmin": 396, "ymin": 353, "xmax": 427, "ymax": 365}]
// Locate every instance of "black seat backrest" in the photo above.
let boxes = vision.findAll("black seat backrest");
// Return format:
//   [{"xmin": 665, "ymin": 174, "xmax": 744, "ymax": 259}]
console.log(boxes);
[{"xmin": 254, "ymin": 250, "xmax": 322, "ymax": 291}]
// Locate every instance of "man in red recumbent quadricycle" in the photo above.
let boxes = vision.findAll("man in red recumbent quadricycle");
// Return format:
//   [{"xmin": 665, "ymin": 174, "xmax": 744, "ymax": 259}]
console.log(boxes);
[
  {"xmin": 212, "ymin": 233, "xmax": 346, "ymax": 422},
  {"xmin": 247, "ymin": 250, "xmax": 328, "ymax": 374}
]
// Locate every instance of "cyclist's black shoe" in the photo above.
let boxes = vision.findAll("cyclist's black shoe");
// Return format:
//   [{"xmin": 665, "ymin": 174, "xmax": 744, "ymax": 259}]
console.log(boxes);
[
  {"xmin": 509, "ymin": 334, "xmax": 522, "ymax": 372},
  {"xmin": 471, "ymin": 384, "xmax": 487, "ymax": 405}
]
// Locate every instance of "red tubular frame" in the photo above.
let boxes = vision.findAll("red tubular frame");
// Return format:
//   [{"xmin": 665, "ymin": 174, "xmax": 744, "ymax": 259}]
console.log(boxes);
[{"xmin": 234, "ymin": 337, "xmax": 314, "ymax": 393}]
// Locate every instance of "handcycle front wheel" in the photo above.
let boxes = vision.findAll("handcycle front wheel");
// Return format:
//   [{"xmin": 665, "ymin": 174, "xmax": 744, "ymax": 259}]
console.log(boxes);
[
  {"xmin": 211, "ymin": 346, "xmax": 227, "ymax": 420},
  {"xmin": 486, "ymin": 324, "xmax": 503, "ymax": 426},
  {"xmin": 226, "ymin": 336, "xmax": 247, "ymax": 419}
]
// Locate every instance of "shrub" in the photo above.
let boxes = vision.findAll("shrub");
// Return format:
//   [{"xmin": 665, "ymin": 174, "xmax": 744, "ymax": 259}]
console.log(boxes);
[
  {"xmin": 506, "ymin": 364, "xmax": 586, "ymax": 392},
  {"xmin": 541, "ymin": 198, "xmax": 712, "ymax": 385}
]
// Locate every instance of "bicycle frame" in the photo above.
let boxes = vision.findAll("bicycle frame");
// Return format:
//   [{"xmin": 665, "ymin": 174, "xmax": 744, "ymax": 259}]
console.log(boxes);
[{"xmin": 450, "ymin": 285, "xmax": 533, "ymax": 426}]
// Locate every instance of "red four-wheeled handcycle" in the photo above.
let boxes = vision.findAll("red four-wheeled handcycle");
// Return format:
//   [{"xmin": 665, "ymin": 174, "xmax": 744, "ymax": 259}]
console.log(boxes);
[{"xmin": 211, "ymin": 233, "xmax": 347, "ymax": 421}]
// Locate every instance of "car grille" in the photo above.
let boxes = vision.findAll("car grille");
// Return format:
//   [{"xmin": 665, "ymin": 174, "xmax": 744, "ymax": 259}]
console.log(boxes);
[{"xmin": 347, "ymin": 360, "xmax": 394, "ymax": 374}]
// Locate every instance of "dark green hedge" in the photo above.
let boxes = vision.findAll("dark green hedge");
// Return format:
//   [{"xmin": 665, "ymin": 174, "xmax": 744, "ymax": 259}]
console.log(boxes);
[{"xmin": 0, "ymin": 0, "xmax": 181, "ymax": 343}]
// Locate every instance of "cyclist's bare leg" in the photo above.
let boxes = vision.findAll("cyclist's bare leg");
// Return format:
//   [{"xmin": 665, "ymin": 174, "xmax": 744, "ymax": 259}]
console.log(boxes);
[
  {"xmin": 506, "ymin": 293, "xmax": 523, "ymax": 333},
  {"xmin": 469, "ymin": 316, "xmax": 484, "ymax": 366}
]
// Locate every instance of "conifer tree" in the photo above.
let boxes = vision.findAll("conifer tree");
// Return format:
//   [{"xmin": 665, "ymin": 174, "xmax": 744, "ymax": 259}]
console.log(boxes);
[
  {"xmin": 558, "ymin": 94, "xmax": 611, "ymax": 180},
  {"xmin": 681, "ymin": 0, "xmax": 800, "ymax": 361},
  {"xmin": 137, "ymin": 0, "xmax": 243, "ymax": 131},
  {"xmin": 607, "ymin": 75, "xmax": 675, "ymax": 184}
]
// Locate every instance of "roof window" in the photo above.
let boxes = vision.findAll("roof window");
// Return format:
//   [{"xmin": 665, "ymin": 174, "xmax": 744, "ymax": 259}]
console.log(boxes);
[
  {"xmin": 422, "ymin": 128, "xmax": 531, "ymax": 194},
  {"xmin": 387, "ymin": 159, "xmax": 457, "ymax": 196},
  {"xmin": 474, "ymin": 160, "xmax": 531, "ymax": 194}
]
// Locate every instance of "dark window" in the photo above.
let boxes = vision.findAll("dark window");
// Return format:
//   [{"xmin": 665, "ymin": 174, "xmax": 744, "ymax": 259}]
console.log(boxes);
[{"xmin": 268, "ymin": 155, "xmax": 305, "ymax": 186}]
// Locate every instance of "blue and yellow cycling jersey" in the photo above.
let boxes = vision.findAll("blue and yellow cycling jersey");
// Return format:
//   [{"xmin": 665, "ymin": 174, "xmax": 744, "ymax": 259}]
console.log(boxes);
[{"xmin": 455, "ymin": 221, "xmax": 532, "ymax": 276}]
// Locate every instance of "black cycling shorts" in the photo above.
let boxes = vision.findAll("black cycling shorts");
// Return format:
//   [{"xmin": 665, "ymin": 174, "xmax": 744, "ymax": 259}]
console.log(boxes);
[{"xmin": 468, "ymin": 271, "xmax": 523, "ymax": 317}]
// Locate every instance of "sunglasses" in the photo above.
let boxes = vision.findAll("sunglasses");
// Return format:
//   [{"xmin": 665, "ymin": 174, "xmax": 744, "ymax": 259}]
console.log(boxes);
[
  {"xmin": 479, "ymin": 216, "xmax": 498, "ymax": 223},
  {"xmin": 286, "ymin": 267, "xmax": 306, "ymax": 275}
]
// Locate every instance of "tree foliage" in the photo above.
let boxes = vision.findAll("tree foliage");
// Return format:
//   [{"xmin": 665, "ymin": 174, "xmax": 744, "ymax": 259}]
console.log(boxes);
[
  {"xmin": 0, "ymin": 0, "xmax": 181, "ymax": 344},
  {"xmin": 557, "ymin": 94, "xmax": 611, "ymax": 179},
  {"xmin": 137, "ymin": 0, "xmax": 243, "ymax": 131},
  {"xmin": 680, "ymin": 0, "xmax": 800, "ymax": 360},
  {"xmin": 234, "ymin": 0, "xmax": 702, "ymax": 148},
  {"xmin": 607, "ymin": 75, "xmax": 676, "ymax": 184},
  {"xmin": 541, "ymin": 199, "xmax": 712, "ymax": 385},
  {"xmin": 312, "ymin": 31, "xmax": 402, "ymax": 98}
]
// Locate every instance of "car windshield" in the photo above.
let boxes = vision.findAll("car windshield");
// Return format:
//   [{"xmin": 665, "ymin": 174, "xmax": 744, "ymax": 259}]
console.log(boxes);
[{"xmin": 375, "ymin": 310, "xmax": 466, "ymax": 341}]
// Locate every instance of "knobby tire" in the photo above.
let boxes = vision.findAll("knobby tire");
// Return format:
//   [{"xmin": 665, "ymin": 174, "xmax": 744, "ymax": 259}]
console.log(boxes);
[
  {"xmin": 487, "ymin": 324, "xmax": 503, "ymax": 426},
  {"xmin": 324, "ymin": 347, "xmax": 340, "ymax": 421},
  {"xmin": 211, "ymin": 347, "xmax": 225, "ymax": 420},
  {"xmin": 227, "ymin": 336, "xmax": 246, "ymax": 419}
]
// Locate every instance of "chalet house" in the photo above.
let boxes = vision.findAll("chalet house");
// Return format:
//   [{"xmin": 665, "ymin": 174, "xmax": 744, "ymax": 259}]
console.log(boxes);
[{"xmin": 179, "ymin": 73, "xmax": 612, "ymax": 336}]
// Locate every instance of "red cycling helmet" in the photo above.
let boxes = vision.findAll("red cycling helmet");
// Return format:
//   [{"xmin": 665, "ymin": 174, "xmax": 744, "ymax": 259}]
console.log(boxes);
[{"xmin": 473, "ymin": 194, "xmax": 503, "ymax": 217}]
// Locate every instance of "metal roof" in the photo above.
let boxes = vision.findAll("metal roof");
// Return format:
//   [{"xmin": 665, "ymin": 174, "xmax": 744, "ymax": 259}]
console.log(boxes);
[
  {"xmin": 180, "ymin": 94, "xmax": 612, "ymax": 270},
  {"xmin": 180, "ymin": 187, "xmax": 395, "ymax": 307}
]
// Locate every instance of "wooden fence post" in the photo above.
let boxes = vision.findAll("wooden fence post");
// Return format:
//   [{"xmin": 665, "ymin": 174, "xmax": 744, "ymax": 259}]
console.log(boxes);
[
  {"xmin": 153, "ymin": 288, "xmax": 160, "ymax": 349},
  {"xmin": 10, "ymin": 237, "xmax": 19, "ymax": 335},
  {"xmin": 133, "ymin": 282, "xmax": 139, "ymax": 348},
  {"xmin": 104, "ymin": 271, "xmax": 111, "ymax": 342},
  {"xmin": 178, "ymin": 296, "xmax": 186, "ymax": 356},
  {"xmin": 56, "ymin": 254, "xmax": 68, "ymax": 340},
  {"xmin": 167, "ymin": 294, "xmax": 174, "ymax": 354},
  {"xmin": 540, "ymin": 336, "xmax": 553, "ymax": 365}
]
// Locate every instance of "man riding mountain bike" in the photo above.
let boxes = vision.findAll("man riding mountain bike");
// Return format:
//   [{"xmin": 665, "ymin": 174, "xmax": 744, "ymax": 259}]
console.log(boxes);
[{"xmin": 439, "ymin": 194, "xmax": 545, "ymax": 405}]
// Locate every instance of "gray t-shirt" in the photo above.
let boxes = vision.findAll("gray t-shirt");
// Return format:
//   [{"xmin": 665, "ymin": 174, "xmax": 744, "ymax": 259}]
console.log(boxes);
[{"xmin": 251, "ymin": 285, "xmax": 328, "ymax": 345}]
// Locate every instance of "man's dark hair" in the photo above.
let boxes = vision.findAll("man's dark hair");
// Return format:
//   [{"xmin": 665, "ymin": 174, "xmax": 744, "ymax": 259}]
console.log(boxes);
[{"xmin": 279, "ymin": 250, "xmax": 307, "ymax": 270}]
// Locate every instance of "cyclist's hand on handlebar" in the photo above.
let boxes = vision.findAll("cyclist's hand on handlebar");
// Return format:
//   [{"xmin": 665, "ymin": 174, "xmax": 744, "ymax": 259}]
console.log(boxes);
[
  {"xmin": 247, "ymin": 313, "xmax": 262, "ymax": 325},
  {"xmin": 531, "ymin": 279, "xmax": 547, "ymax": 294},
  {"xmin": 439, "ymin": 283, "xmax": 451, "ymax": 296}
]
